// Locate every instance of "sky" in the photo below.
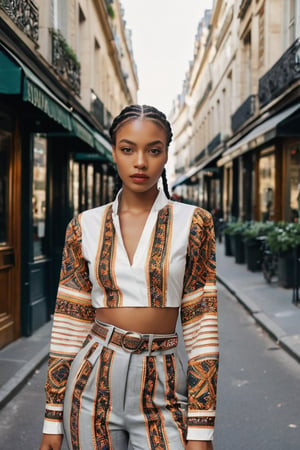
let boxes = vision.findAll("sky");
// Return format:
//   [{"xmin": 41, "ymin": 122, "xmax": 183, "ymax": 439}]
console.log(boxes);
[{"xmin": 121, "ymin": 0, "xmax": 213, "ymax": 117}]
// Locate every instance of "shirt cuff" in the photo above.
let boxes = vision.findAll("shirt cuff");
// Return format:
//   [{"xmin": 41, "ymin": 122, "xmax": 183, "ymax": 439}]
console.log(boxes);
[
  {"xmin": 43, "ymin": 419, "xmax": 64, "ymax": 435},
  {"xmin": 186, "ymin": 427, "xmax": 214, "ymax": 441}
]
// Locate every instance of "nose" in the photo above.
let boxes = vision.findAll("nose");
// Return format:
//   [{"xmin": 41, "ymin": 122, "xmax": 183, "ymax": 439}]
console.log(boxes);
[{"xmin": 134, "ymin": 150, "xmax": 147, "ymax": 169}]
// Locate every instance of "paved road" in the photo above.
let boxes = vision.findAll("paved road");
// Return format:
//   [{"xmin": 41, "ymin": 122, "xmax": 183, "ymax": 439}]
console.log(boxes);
[{"xmin": 0, "ymin": 283, "xmax": 299, "ymax": 449}]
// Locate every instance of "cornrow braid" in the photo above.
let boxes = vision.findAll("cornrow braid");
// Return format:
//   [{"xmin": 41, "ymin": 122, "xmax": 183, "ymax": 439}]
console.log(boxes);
[
  {"xmin": 161, "ymin": 168, "xmax": 170, "ymax": 199},
  {"xmin": 109, "ymin": 104, "xmax": 173, "ymax": 146},
  {"xmin": 109, "ymin": 105, "xmax": 173, "ymax": 199}
]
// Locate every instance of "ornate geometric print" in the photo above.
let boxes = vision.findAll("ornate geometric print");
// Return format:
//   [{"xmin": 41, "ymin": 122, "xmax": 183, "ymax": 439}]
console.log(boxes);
[
  {"xmin": 187, "ymin": 357, "xmax": 218, "ymax": 415},
  {"xmin": 70, "ymin": 342, "xmax": 99, "ymax": 449},
  {"xmin": 45, "ymin": 357, "xmax": 72, "ymax": 412},
  {"xmin": 180, "ymin": 208, "xmax": 219, "ymax": 437},
  {"xmin": 183, "ymin": 208, "xmax": 216, "ymax": 297},
  {"xmin": 94, "ymin": 347, "xmax": 114, "ymax": 449},
  {"xmin": 141, "ymin": 356, "xmax": 168, "ymax": 450},
  {"xmin": 95, "ymin": 205, "xmax": 122, "ymax": 307},
  {"xmin": 59, "ymin": 216, "xmax": 93, "ymax": 293},
  {"xmin": 147, "ymin": 204, "xmax": 173, "ymax": 307},
  {"xmin": 164, "ymin": 354, "xmax": 186, "ymax": 444}
]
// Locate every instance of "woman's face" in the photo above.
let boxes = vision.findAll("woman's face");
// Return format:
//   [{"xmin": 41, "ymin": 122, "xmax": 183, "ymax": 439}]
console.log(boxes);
[{"xmin": 112, "ymin": 118, "xmax": 168, "ymax": 194}]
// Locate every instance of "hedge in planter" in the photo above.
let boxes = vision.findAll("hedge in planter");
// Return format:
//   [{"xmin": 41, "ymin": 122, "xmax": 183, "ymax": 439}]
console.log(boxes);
[
  {"xmin": 242, "ymin": 222, "xmax": 275, "ymax": 272},
  {"xmin": 225, "ymin": 222, "xmax": 250, "ymax": 264},
  {"xmin": 267, "ymin": 222, "xmax": 300, "ymax": 288}
]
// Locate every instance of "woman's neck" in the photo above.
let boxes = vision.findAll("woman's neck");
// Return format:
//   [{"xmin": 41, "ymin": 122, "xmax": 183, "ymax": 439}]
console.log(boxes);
[{"xmin": 118, "ymin": 186, "xmax": 159, "ymax": 213}]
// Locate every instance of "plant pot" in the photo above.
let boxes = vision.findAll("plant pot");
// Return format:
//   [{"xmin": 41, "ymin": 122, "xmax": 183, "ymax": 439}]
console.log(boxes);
[
  {"xmin": 277, "ymin": 250, "xmax": 300, "ymax": 288},
  {"xmin": 224, "ymin": 233, "xmax": 233, "ymax": 256},
  {"xmin": 229, "ymin": 234, "xmax": 236, "ymax": 257},
  {"xmin": 244, "ymin": 239, "xmax": 262, "ymax": 271},
  {"xmin": 233, "ymin": 233, "xmax": 245, "ymax": 264}
]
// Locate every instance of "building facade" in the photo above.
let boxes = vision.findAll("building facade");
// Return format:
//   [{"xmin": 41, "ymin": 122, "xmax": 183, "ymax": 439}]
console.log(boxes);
[
  {"xmin": 171, "ymin": 0, "xmax": 300, "ymax": 226},
  {"xmin": 0, "ymin": 0, "xmax": 138, "ymax": 347}
]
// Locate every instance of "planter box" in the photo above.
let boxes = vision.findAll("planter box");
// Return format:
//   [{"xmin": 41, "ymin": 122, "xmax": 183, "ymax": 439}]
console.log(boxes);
[
  {"xmin": 232, "ymin": 233, "xmax": 245, "ymax": 264},
  {"xmin": 278, "ymin": 249, "xmax": 300, "ymax": 288},
  {"xmin": 224, "ymin": 233, "xmax": 233, "ymax": 256},
  {"xmin": 244, "ymin": 239, "xmax": 262, "ymax": 271}
]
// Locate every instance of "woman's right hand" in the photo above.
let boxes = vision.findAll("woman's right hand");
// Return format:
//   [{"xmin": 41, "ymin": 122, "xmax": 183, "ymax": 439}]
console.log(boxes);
[{"xmin": 39, "ymin": 433, "xmax": 63, "ymax": 450}]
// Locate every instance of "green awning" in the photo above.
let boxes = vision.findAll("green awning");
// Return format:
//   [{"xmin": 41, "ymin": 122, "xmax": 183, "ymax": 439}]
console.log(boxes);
[
  {"xmin": 94, "ymin": 131, "xmax": 114, "ymax": 163},
  {"xmin": 0, "ymin": 47, "xmax": 72, "ymax": 131},
  {"xmin": 0, "ymin": 45, "xmax": 113, "ymax": 162},
  {"xmin": 72, "ymin": 113, "xmax": 94, "ymax": 147}
]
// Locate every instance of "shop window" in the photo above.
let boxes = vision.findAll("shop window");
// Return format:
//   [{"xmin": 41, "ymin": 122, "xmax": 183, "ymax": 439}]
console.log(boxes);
[
  {"xmin": 258, "ymin": 151, "xmax": 275, "ymax": 221},
  {"xmin": 0, "ymin": 130, "xmax": 10, "ymax": 244},
  {"xmin": 87, "ymin": 164, "xmax": 94, "ymax": 210},
  {"xmin": 288, "ymin": 143, "xmax": 300, "ymax": 222},
  {"xmin": 72, "ymin": 161, "xmax": 80, "ymax": 216},
  {"xmin": 32, "ymin": 136, "xmax": 47, "ymax": 258}
]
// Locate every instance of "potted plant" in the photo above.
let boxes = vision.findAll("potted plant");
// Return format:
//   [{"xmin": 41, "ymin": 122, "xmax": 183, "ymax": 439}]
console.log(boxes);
[
  {"xmin": 242, "ymin": 221, "xmax": 275, "ymax": 271},
  {"xmin": 223, "ymin": 222, "xmax": 237, "ymax": 256},
  {"xmin": 267, "ymin": 222, "xmax": 300, "ymax": 287},
  {"xmin": 225, "ymin": 222, "xmax": 250, "ymax": 264}
]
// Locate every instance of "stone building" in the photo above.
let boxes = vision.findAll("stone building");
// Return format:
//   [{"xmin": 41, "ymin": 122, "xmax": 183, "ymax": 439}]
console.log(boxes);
[
  {"xmin": 171, "ymin": 0, "xmax": 300, "ymax": 225},
  {"xmin": 0, "ymin": 0, "xmax": 138, "ymax": 347}
]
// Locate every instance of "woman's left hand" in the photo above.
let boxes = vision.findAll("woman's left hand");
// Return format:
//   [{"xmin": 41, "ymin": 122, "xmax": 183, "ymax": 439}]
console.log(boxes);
[{"xmin": 185, "ymin": 441, "xmax": 213, "ymax": 450}]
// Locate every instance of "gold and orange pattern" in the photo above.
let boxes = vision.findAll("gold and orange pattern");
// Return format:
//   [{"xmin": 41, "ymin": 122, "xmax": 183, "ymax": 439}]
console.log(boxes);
[
  {"xmin": 44, "ymin": 216, "xmax": 95, "ymax": 434},
  {"xmin": 147, "ymin": 205, "xmax": 173, "ymax": 307},
  {"xmin": 181, "ymin": 208, "xmax": 219, "ymax": 439},
  {"xmin": 95, "ymin": 205, "xmax": 122, "ymax": 307}
]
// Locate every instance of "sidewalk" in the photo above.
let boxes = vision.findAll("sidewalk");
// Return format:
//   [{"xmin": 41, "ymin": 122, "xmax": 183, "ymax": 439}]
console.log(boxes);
[
  {"xmin": 0, "ymin": 320, "xmax": 51, "ymax": 409},
  {"xmin": 1, "ymin": 244, "xmax": 299, "ymax": 409},
  {"xmin": 216, "ymin": 241, "xmax": 300, "ymax": 363}
]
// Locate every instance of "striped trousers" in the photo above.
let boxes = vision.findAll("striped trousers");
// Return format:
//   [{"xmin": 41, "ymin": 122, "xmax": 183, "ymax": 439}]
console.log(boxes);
[{"xmin": 63, "ymin": 320, "xmax": 188, "ymax": 449}]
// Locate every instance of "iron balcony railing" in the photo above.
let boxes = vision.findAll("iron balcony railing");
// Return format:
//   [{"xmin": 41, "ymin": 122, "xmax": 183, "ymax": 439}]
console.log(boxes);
[
  {"xmin": 1, "ymin": 0, "xmax": 39, "ymax": 42},
  {"xmin": 51, "ymin": 29, "xmax": 81, "ymax": 96},
  {"xmin": 259, "ymin": 38, "xmax": 300, "ymax": 107},
  {"xmin": 231, "ymin": 94, "xmax": 256, "ymax": 133}
]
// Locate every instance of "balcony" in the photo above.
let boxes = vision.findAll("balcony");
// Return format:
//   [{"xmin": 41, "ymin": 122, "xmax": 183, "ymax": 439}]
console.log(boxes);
[
  {"xmin": 231, "ymin": 95, "xmax": 256, "ymax": 133},
  {"xmin": 238, "ymin": 0, "xmax": 252, "ymax": 20},
  {"xmin": 259, "ymin": 38, "xmax": 300, "ymax": 107},
  {"xmin": 207, "ymin": 133, "xmax": 221, "ymax": 155},
  {"xmin": 1, "ymin": 0, "xmax": 39, "ymax": 43},
  {"xmin": 50, "ymin": 29, "xmax": 80, "ymax": 96},
  {"xmin": 90, "ymin": 90, "xmax": 113, "ymax": 130}
]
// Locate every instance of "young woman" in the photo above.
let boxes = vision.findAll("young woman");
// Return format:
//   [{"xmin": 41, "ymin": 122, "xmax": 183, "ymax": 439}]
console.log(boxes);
[{"xmin": 40, "ymin": 105, "xmax": 219, "ymax": 450}]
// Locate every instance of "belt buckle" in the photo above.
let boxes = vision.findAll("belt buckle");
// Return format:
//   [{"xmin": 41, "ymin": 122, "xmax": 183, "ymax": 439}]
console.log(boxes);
[{"xmin": 121, "ymin": 331, "xmax": 143, "ymax": 353}]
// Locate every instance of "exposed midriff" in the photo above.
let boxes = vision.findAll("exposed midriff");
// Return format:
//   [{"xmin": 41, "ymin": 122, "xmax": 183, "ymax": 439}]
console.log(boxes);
[{"xmin": 96, "ymin": 307, "xmax": 179, "ymax": 334}]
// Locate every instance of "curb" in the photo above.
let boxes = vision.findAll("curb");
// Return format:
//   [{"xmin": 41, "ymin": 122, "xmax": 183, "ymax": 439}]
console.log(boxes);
[
  {"xmin": 217, "ymin": 274, "xmax": 300, "ymax": 364},
  {"xmin": 0, "ymin": 344, "xmax": 49, "ymax": 409}
]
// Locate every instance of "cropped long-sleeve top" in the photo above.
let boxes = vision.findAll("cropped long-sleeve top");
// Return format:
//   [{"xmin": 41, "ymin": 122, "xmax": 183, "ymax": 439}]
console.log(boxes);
[{"xmin": 43, "ymin": 189, "xmax": 219, "ymax": 441}]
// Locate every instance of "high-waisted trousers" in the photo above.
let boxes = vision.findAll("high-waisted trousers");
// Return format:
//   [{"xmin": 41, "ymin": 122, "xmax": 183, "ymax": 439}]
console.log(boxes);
[{"xmin": 63, "ymin": 320, "xmax": 188, "ymax": 449}]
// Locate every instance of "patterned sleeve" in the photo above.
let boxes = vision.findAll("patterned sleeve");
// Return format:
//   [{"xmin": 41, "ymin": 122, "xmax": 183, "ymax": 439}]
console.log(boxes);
[
  {"xmin": 43, "ymin": 215, "xmax": 95, "ymax": 434},
  {"xmin": 181, "ymin": 208, "xmax": 219, "ymax": 441}
]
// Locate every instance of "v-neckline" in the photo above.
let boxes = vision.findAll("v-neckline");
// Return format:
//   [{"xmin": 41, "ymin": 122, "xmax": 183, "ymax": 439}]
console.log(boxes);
[
  {"xmin": 117, "ymin": 210, "xmax": 154, "ymax": 267},
  {"xmin": 111, "ymin": 189, "xmax": 169, "ymax": 268}
]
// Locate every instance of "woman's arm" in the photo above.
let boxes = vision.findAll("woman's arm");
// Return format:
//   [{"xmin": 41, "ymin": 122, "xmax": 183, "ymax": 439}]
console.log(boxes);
[
  {"xmin": 181, "ymin": 208, "xmax": 219, "ymax": 443},
  {"xmin": 40, "ymin": 433, "xmax": 63, "ymax": 450},
  {"xmin": 43, "ymin": 216, "xmax": 95, "ymax": 434}
]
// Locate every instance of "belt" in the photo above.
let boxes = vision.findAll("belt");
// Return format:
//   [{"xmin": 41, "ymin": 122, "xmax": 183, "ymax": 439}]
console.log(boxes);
[{"xmin": 91, "ymin": 321, "xmax": 178, "ymax": 354}]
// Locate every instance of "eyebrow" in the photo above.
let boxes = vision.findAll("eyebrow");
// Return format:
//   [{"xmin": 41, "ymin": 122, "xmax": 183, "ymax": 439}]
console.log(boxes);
[{"xmin": 119, "ymin": 139, "xmax": 164, "ymax": 146}]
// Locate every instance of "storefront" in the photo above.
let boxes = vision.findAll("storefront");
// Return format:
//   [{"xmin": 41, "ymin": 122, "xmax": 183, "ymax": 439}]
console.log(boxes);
[
  {"xmin": 0, "ymin": 45, "xmax": 114, "ymax": 346},
  {"xmin": 218, "ymin": 102, "xmax": 300, "ymax": 221}
]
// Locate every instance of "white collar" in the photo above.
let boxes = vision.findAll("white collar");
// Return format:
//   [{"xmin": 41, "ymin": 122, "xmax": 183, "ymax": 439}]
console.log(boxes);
[{"xmin": 112, "ymin": 188, "xmax": 169, "ymax": 216}]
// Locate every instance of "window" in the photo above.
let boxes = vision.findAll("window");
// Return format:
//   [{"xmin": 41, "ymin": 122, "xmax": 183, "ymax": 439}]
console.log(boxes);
[
  {"xmin": 32, "ymin": 135, "xmax": 47, "ymax": 258},
  {"xmin": 287, "ymin": 143, "xmax": 300, "ymax": 222},
  {"xmin": 258, "ymin": 150, "xmax": 275, "ymax": 221}
]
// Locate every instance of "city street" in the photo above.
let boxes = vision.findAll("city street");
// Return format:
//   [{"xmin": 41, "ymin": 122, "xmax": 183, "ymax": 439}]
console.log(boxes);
[{"xmin": 0, "ymin": 283, "xmax": 299, "ymax": 450}]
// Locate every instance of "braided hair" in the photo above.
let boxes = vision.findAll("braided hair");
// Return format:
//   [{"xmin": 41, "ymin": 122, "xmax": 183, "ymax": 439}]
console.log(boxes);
[{"xmin": 109, "ymin": 105, "xmax": 172, "ymax": 198}]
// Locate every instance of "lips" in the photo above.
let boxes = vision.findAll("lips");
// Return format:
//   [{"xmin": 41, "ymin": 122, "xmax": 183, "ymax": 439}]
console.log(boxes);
[{"xmin": 130, "ymin": 173, "xmax": 149, "ymax": 180}]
